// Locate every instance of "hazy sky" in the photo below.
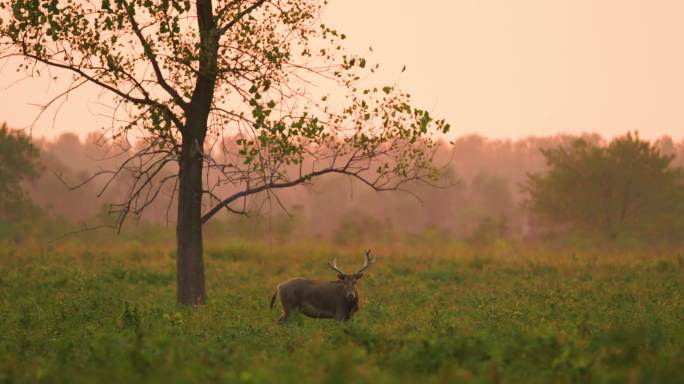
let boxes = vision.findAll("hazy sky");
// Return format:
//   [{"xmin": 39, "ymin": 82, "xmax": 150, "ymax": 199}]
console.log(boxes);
[{"xmin": 2, "ymin": 0, "xmax": 684, "ymax": 140}]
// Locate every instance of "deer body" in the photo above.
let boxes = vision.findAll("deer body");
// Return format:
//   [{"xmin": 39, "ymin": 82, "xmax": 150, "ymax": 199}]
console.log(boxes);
[
  {"xmin": 270, "ymin": 278, "xmax": 359, "ymax": 321},
  {"xmin": 270, "ymin": 250, "xmax": 375, "ymax": 322}
]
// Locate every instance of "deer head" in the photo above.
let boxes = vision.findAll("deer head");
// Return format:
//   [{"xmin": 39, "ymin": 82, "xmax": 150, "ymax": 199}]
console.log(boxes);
[{"xmin": 328, "ymin": 250, "xmax": 376, "ymax": 301}]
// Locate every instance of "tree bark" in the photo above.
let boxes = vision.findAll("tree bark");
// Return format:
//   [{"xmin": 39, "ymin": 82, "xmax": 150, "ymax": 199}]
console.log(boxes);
[{"xmin": 176, "ymin": 134, "xmax": 206, "ymax": 305}]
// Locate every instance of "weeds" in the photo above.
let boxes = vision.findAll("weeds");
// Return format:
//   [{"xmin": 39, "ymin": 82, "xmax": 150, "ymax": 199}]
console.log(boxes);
[{"xmin": 0, "ymin": 237, "xmax": 683, "ymax": 383}]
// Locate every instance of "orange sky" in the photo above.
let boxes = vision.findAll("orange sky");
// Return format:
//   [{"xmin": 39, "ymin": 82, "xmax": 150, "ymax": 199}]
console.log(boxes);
[{"xmin": 2, "ymin": 0, "xmax": 684, "ymax": 140}]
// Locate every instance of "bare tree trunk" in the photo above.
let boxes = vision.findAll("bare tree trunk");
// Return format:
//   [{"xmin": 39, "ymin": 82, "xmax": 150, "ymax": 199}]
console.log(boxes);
[
  {"xmin": 175, "ymin": 0, "xmax": 216, "ymax": 305},
  {"xmin": 176, "ymin": 135, "xmax": 206, "ymax": 305}
]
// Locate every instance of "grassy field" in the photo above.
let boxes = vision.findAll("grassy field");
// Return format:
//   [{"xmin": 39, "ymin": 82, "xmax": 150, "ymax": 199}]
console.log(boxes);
[{"xmin": 1, "ymin": 232, "xmax": 683, "ymax": 383}]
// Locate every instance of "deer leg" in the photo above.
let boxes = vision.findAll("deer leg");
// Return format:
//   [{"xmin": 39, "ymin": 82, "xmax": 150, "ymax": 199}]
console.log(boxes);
[{"xmin": 278, "ymin": 300, "xmax": 295, "ymax": 323}]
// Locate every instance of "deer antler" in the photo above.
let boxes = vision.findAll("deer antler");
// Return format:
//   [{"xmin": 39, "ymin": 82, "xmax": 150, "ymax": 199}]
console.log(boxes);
[
  {"xmin": 328, "ymin": 257, "xmax": 347, "ymax": 275},
  {"xmin": 355, "ymin": 249, "xmax": 376, "ymax": 274}
]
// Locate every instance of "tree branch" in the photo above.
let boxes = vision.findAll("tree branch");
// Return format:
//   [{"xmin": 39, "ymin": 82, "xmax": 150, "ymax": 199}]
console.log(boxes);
[
  {"xmin": 16, "ymin": 52, "xmax": 185, "ymax": 132},
  {"xmin": 123, "ymin": 1, "xmax": 189, "ymax": 110},
  {"xmin": 201, "ymin": 166, "xmax": 419, "ymax": 224},
  {"xmin": 218, "ymin": 0, "xmax": 269, "ymax": 35}
]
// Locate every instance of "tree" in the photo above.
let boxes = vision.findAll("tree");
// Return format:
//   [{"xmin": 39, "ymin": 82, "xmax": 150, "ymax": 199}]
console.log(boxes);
[
  {"xmin": 522, "ymin": 132, "xmax": 684, "ymax": 241},
  {"xmin": 0, "ymin": 1, "xmax": 450, "ymax": 304},
  {"xmin": 0, "ymin": 123, "xmax": 41, "ymax": 221}
]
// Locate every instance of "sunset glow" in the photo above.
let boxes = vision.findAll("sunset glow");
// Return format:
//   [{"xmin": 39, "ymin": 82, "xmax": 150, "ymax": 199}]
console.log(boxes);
[{"xmin": 3, "ymin": 0, "xmax": 684, "ymax": 139}]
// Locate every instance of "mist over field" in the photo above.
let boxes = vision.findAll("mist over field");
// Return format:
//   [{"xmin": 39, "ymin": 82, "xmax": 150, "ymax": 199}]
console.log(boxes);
[{"xmin": 21, "ymin": 131, "xmax": 684, "ymax": 244}]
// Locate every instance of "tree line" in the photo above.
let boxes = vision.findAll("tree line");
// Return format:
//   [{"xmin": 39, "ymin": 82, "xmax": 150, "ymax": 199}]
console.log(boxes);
[{"xmin": 3, "ymin": 123, "xmax": 684, "ymax": 246}]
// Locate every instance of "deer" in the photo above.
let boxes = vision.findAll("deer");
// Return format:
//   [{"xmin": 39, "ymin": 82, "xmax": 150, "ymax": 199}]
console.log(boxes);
[{"xmin": 270, "ymin": 250, "xmax": 377, "ymax": 322}]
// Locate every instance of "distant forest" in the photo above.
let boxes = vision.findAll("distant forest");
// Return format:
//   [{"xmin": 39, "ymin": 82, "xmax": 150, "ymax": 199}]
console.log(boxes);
[{"xmin": 19, "ymin": 130, "xmax": 684, "ymax": 244}]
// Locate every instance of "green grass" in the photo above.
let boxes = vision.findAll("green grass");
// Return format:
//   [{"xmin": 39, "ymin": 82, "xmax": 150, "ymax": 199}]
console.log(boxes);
[{"xmin": 1, "ymin": 237, "xmax": 683, "ymax": 383}]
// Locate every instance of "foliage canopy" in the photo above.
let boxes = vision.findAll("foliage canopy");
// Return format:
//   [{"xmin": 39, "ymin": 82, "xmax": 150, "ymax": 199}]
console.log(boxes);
[
  {"xmin": 523, "ymin": 132, "xmax": 684, "ymax": 242},
  {"xmin": 0, "ymin": 0, "xmax": 450, "ymax": 224},
  {"xmin": 0, "ymin": 123, "xmax": 41, "ymax": 221}
]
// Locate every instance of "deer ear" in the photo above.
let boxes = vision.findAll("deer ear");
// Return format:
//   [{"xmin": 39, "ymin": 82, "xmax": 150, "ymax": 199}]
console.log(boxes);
[
  {"xmin": 355, "ymin": 273, "xmax": 363, "ymax": 279},
  {"xmin": 337, "ymin": 274, "xmax": 345, "ymax": 280}
]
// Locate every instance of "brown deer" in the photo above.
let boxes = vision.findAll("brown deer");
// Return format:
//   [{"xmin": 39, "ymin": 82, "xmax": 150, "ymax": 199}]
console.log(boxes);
[{"xmin": 270, "ymin": 250, "xmax": 376, "ymax": 322}]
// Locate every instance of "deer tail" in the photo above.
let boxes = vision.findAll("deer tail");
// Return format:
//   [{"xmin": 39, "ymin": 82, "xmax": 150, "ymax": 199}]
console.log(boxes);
[{"xmin": 269, "ymin": 288, "xmax": 278, "ymax": 309}]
